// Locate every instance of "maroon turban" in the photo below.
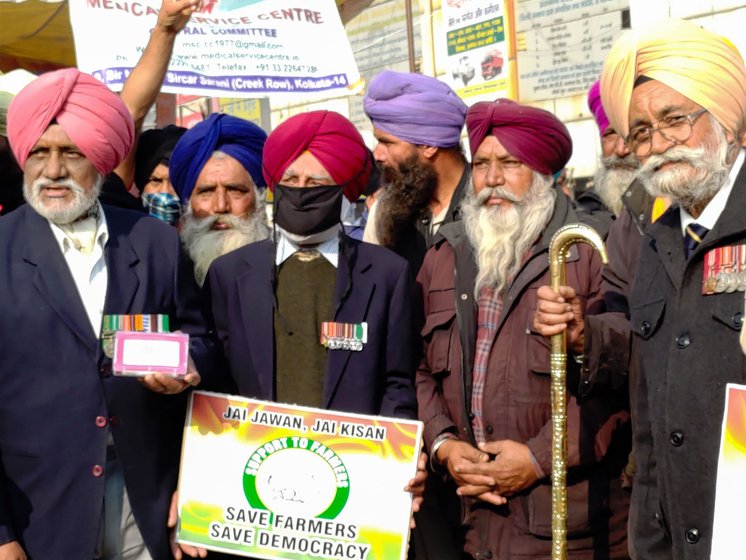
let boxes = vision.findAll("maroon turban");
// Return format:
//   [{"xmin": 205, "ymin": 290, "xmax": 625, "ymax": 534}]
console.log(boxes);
[
  {"xmin": 7, "ymin": 68, "xmax": 134, "ymax": 176},
  {"xmin": 262, "ymin": 111, "xmax": 371, "ymax": 202},
  {"xmin": 466, "ymin": 99, "xmax": 572, "ymax": 176}
]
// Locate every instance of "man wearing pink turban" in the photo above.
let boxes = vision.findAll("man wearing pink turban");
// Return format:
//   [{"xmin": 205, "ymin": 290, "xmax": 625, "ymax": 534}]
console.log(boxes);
[
  {"xmin": 418, "ymin": 99, "xmax": 630, "ymax": 558},
  {"xmin": 363, "ymin": 71, "xmax": 469, "ymax": 278},
  {"xmin": 535, "ymin": 19, "xmax": 746, "ymax": 560},
  {"xmin": 582, "ymin": 80, "xmax": 639, "ymax": 223},
  {"xmin": 206, "ymin": 110, "xmax": 426, "ymax": 528},
  {"xmin": 0, "ymin": 67, "xmax": 215, "ymax": 559}
]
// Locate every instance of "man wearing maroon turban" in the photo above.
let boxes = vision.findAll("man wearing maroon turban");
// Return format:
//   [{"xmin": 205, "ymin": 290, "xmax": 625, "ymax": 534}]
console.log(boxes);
[
  {"xmin": 205, "ymin": 110, "xmax": 426, "ymax": 525},
  {"xmin": 417, "ymin": 99, "xmax": 630, "ymax": 558},
  {"xmin": 0, "ymin": 65, "xmax": 214, "ymax": 559}
]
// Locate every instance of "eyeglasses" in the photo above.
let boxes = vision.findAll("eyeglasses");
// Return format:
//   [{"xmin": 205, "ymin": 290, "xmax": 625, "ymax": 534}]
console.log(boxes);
[{"xmin": 627, "ymin": 108, "xmax": 708, "ymax": 157}]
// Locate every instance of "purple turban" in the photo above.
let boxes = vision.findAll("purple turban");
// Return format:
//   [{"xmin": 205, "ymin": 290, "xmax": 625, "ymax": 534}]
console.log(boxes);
[
  {"xmin": 466, "ymin": 99, "xmax": 572, "ymax": 176},
  {"xmin": 364, "ymin": 71, "xmax": 467, "ymax": 148},
  {"xmin": 169, "ymin": 113, "xmax": 267, "ymax": 201},
  {"xmin": 7, "ymin": 68, "xmax": 134, "ymax": 175},
  {"xmin": 587, "ymin": 80, "xmax": 610, "ymax": 135}
]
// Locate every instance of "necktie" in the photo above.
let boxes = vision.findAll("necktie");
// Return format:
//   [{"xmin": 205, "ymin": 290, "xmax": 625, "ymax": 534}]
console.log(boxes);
[
  {"xmin": 62, "ymin": 216, "xmax": 98, "ymax": 255},
  {"xmin": 684, "ymin": 223, "xmax": 709, "ymax": 258}
]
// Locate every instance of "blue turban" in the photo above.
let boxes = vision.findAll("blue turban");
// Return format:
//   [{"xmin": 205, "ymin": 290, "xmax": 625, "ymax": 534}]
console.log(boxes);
[
  {"xmin": 363, "ymin": 71, "xmax": 467, "ymax": 148},
  {"xmin": 169, "ymin": 113, "xmax": 267, "ymax": 200}
]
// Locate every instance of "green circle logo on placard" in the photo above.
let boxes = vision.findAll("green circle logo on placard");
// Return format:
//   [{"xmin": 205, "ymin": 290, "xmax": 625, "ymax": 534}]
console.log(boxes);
[{"xmin": 243, "ymin": 437, "xmax": 350, "ymax": 519}]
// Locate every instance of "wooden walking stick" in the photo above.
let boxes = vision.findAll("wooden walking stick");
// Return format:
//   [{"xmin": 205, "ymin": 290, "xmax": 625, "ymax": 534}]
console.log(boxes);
[{"xmin": 547, "ymin": 223, "xmax": 607, "ymax": 560}]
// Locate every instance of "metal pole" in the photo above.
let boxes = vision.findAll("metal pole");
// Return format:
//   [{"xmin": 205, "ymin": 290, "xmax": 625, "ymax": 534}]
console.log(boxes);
[
  {"xmin": 547, "ymin": 223, "xmax": 607, "ymax": 560},
  {"xmin": 405, "ymin": 0, "xmax": 416, "ymax": 72}
]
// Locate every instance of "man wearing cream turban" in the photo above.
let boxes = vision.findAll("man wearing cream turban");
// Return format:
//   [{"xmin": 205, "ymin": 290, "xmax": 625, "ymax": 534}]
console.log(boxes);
[
  {"xmin": 537, "ymin": 19, "xmax": 746, "ymax": 560},
  {"xmin": 0, "ymin": 67, "xmax": 215, "ymax": 559},
  {"xmin": 363, "ymin": 71, "xmax": 469, "ymax": 276},
  {"xmin": 418, "ymin": 98, "xmax": 630, "ymax": 558},
  {"xmin": 170, "ymin": 113, "xmax": 270, "ymax": 286}
]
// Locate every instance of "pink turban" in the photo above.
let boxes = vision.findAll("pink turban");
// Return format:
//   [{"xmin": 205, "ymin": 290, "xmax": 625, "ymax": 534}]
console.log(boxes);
[
  {"xmin": 587, "ymin": 80, "xmax": 610, "ymax": 135},
  {"xmin": 262, "ymin": 111, "xmax": 371, "ymax": 202},
  {"xmin": 7, "ymin": 68, "xmax": 134, "ymax": 175},
  {"xmin": 600, "ymin": 19, "xmax": 746, "ymax": 138},
  {"xmin": 466, "ymin": 99, "xmax": 572, "ymax": 176}
]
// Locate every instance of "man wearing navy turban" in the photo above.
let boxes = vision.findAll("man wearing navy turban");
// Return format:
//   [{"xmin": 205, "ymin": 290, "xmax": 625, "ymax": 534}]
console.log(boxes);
[
  {"xmin": 363, "ymin": 71, "xmax": 469, "ymax": 275},
  {"xmin": 417, "ymin": 99, "xmax": 630, "ymax": 558},
  {"xmin": 170, "ymin": 113, "xmax": 270, "ymax": 285}
]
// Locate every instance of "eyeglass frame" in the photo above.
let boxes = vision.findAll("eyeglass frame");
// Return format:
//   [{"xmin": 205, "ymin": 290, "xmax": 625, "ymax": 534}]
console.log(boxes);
[{"xmin": 626, "ymin": 107, "xmax": 709, "ymax": 157}]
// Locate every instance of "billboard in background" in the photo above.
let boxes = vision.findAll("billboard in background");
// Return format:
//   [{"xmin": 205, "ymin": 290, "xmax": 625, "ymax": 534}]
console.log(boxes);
[
  {"xmin": 515, "ymin": 0, "xmax": 629, "ymax": 103},
  {"xmin": 441, "ymin": 0, "xmax": 512, "ymax": 104}
]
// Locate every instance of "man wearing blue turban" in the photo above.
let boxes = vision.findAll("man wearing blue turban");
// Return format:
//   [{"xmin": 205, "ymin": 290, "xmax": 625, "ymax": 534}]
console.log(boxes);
[{"xmin": 170, "ymin": 113, "xmax": 270, "ymax": 285}]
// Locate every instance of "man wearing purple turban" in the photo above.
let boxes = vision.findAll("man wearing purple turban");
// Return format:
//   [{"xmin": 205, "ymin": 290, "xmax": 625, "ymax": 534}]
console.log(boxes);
[
  {"xmin": 417, "ymin": 99, "xmax": 630, "ymax": 558},
  {"xmin": 363, "ymin": 71, "xmax": 468, "ymax": 275}
]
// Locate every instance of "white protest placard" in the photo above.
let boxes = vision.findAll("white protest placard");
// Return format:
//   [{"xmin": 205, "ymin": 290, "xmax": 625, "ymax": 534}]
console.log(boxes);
[
  {"xmin": 711, "ymin": 383, "xmax": 746, "ymax": 559},
  {"xmin": 177, "ymin": 391, "xmax": 423, "ymax": 559},
  {"xmin": 69, "ymin": 0, "xmax": 362, "ymax": 98}
]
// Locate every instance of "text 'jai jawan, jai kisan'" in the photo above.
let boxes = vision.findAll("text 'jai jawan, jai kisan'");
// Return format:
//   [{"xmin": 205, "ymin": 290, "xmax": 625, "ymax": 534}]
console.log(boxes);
[{"xmin": 223, "ymin": 405, "xmax": 388, "ymax": 441}]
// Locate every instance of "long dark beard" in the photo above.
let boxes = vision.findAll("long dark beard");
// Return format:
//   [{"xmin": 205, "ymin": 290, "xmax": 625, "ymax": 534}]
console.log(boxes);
[{"xmin": 375, "ymin": 154, "xmax": 438, "ymax": 248}]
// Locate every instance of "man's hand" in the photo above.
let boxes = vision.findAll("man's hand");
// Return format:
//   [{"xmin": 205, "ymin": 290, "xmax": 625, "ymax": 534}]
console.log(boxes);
[
  {"xmin": 404, "ymin": 451, "xmax": 428, "ymax": 529},
  {"xmin": 455, "ymin": 440, "xmax": 540, "ymax": 500},
  {"xmin": 156, "ymin": 0, "xmax": 200, "ymax": 34},
  {"xmin": 168, "ymin": 491, "xmax": 208, "ymax": 559},
  {"xmin": 139, "ymin": 355, "xmax": 201, "ymax": 394},
  {"xmin": 532, "ymin": 285, "xmax": 585, "ymax": 354},
  {"xmin": 438, "ymin": 439, "xmax": 506, "ymax": 506},
  {"xmin": 0, "ymin": 541, "xmax": 26, "ymax": 560}
]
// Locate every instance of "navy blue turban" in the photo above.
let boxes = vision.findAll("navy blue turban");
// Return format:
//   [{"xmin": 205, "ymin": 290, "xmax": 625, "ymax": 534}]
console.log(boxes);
[{"xmin": 169, "ymin": 113, "xmax": 267, "ymax": 200}]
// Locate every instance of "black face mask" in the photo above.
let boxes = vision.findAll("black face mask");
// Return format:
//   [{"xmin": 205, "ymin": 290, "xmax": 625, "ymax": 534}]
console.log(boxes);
[{"xmin": 273, "ymin": 184, "xmax": 344, "ymax": 236}]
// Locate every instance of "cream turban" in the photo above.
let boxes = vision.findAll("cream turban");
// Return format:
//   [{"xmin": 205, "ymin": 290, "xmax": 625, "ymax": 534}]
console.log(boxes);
[{"xmin": 600, "ymin": 19, "xmax": 746, "ymax": 140}]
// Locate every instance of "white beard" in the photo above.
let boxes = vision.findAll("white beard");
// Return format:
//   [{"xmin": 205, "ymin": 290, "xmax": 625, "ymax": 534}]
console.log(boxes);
[
  {"xmin": 180, "ymin": 206, "xmax": 270, "ymax": 286},
  {"xmin": 24, "ymin": 175, "xmax": 103, "ymax": 225},
  {"xmin": 593, "ymin": 154, "xmax": 637, "ymax": 216},
  {"xmin": 637, "ymin": 116, "xmax": 731, "ymax": 213},
  {"xmin": 462, "ymin": 173, "xmax": 556, "ymax": 296}
]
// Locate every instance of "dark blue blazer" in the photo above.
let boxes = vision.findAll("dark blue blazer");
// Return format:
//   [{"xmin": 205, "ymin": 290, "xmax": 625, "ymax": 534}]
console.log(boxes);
[
  {"xmin": 0, "ymin": 204, "xmax": 212, "ymax": 559},
  {"xmin": 205, "ymin": 236, "xmax": 417, "ymax": 419}
]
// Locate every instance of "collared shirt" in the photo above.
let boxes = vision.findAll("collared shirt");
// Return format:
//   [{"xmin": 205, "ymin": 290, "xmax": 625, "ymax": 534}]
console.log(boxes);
[
  {"xmin": 680, "ymin": 149, "xmax": 745, "ymax": 236},
  {"xmin": 275, "ymin": 232, "xmax": 339, "ymax": 268},
  {"xmin": 48, "ymin": 202, "xmax": 109, "ymax": 337},
  {"xmin": 471, "ymin": 285, "xmax": 503, "ymax": 444}
]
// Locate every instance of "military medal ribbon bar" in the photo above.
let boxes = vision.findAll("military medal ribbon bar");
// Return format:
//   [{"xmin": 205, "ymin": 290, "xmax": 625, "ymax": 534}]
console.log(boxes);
[{"xmin": 320, "ymin": 321, "xmax": 367, "ymax": 351}]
